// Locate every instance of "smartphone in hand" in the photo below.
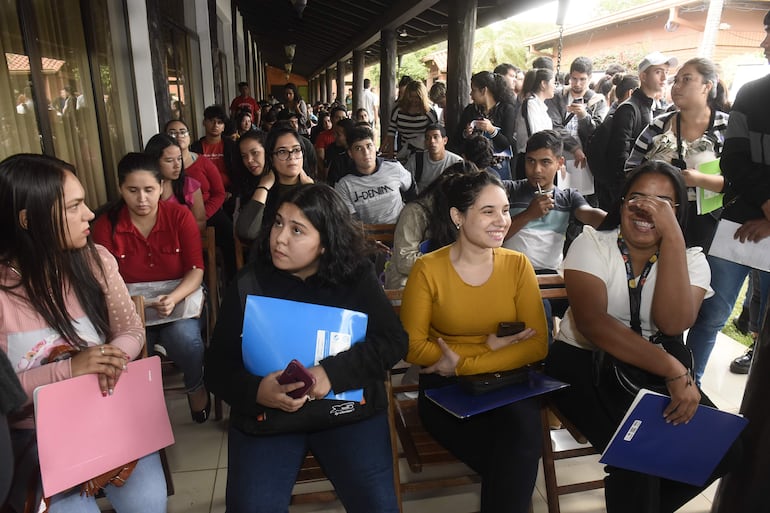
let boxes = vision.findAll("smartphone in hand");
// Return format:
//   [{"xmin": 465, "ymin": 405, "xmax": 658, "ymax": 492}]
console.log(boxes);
[
  {"xmin": 277, "ymin": 359, "xmax": 316, "ymax": 399},
  {"xmin": 497, "ymin": 322, "xmax": 526, "ymax": 337}
]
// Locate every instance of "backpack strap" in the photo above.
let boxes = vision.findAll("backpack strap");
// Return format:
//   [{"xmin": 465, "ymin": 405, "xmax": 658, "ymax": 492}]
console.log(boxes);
[{"xmin": 415, "ymin": 151, "xmax": 426, "ymax": 186}]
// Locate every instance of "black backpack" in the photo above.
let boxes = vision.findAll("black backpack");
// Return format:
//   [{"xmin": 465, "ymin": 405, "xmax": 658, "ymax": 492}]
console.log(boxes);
[{"xmin": 585, "ymin": 101, "xmax": 641, "ymax": 186}]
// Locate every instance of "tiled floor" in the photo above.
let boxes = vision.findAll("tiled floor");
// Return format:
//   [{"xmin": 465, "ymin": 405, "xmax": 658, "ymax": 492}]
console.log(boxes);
[{"xmin": 161, "ymin": 332, "xmax": 750, "ymax": 513}]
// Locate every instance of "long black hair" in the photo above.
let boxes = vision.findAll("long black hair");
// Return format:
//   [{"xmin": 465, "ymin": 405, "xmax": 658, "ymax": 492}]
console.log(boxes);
[
  {"xmin": 144, "ymin": 133, "xmax": 185, "ymax": 204},
  {"xmin": 521, "ymin": 68, "xmax": 554, "ymax": 99},
  {"xmin": 599, "ymin": 160, "xmax": 688, "ymax": 233},
  {"xmin": 422, "ymin": 162, "xmax": 481, "ymax": 252},
  {"xmin": 0, "ymin": 154, "xmax": 109, "ymax": 348},
  {"xmin": 471, "ymin": 71, "xmax": 516, "ymax": 106},
  {"xmin": 256, "ymin": 184, "xmax": 371, "ymax": 284}
]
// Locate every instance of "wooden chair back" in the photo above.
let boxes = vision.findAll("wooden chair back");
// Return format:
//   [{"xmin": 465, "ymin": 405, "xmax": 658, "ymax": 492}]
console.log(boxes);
[
  {"xmin": 535, "ymin": 274, "xmax": 605, "ymax": 513},
  {"xmin": 363, "ymin": 223, "xmax": 397, "ymax": 246},
  {"xmin": 201, "ymin": 226, "xmax": 219, "ymax": 328}
]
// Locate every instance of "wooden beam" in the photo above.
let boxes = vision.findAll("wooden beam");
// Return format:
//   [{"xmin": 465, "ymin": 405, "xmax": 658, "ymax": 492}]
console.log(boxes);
[
  {"xmin": 309, "ymin": 0, "xmax": 441, "ymax": 77},
  {"xmin": 325, "ymin": 69, "xmax": 334, "ymax": 104},
  {"xmin": 336, "ymin": 61, "xmax": 346, "ymax": 104}
]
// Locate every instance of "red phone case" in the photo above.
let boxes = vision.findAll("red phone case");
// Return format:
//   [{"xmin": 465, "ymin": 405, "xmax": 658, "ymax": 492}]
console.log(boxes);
[{"xmin": 277, "ymin": 359, "xmax": 316, "ymax": 399}]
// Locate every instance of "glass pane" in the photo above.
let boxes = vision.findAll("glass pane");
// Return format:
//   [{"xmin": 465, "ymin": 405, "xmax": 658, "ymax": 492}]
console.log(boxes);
[
  {"xmin": 164, "ymin": 24, "xmax": 197, "ymax": 128},
  {"xmin": 32, "ymin": 0, "xmax": 108, "ymax": 207},
  {"xmin": 89, "ymin": 0, "xmax": 138, "ymax": 196},
  {"xmin": 0, "ymin": 0, "xmax": 42, "ymax": 159}
]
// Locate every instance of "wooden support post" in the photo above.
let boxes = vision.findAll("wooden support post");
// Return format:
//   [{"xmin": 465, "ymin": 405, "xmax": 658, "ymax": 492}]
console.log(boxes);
[
  {"xmin": 380, "ymin": 28, "xmax": 397, "ymax": 146},
  {"xmin": 445, "ymin": 0, "xmax": 477, "ymax": 139},
  {"xmin": 336, "ymin": 60, "xmax": 346, "ymax": 105},
  {"xmin": 326, "ymin": 69, "xmax": 334, "ymax": 104},
  {"xmin": 320, "ymin": 72, "xmax": 327, "ymax": 104},
  {"xmin": 352, "ymin": 50, "xmax": 365, "ymax": 113}
]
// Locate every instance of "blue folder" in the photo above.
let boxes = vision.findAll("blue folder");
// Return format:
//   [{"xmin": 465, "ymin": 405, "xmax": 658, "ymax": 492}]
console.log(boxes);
[
  {"xmin": 242, "ymin": 296, "xmax": 368, "ymax": 401},
  {"xmin": 600, "ymin": 389, "xmax": 747, "ymax": 486},
  {"xmin": 424, "ymin": 370, "xmax": 569, "ymax": 419}
]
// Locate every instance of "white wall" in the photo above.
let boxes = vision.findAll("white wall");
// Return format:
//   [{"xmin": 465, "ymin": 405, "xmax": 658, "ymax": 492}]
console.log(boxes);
[
  {"xmin": 195, "ymin": 0, "xmax": 216, "ymax": 107},
  {"xmin": 125, "ymin": 0, "xmax": 159, "ymax": 146}
]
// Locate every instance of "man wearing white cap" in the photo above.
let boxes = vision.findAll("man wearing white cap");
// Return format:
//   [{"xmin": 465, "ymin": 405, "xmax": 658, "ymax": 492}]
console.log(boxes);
[{"xmin": 594, "ymin": 51, "xmax": 678, "ymax": 208}]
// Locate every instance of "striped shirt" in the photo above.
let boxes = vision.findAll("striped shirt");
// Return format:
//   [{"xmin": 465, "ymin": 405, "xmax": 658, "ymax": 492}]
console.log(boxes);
[{"xmin": 388, "ymin": 108, "xmax": 439, "ymax": 150}]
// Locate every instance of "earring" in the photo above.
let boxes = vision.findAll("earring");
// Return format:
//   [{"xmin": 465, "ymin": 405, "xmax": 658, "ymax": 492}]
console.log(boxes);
[{"xmin": 456, "ymin": 223, "xmax": 461, "ymax": 230}]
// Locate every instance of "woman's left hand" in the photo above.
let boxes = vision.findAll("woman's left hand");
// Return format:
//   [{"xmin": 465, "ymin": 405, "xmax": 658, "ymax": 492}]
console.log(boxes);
[
  {"xmin": 680, "ymin": 168, "xmax": 701, "ymax": 188},
  {"xmin": 307, "ymin": 365, "xmax": 332, "ymax": 399},
  {"xmin": 486, "ymin": 328, "xmax": 537, "ymax": 351},
  {"xmin": 663, "ymin": 371, "xmax": 701, "ymax": 425},
  {"xmin": 151, "ymin": 295, "xmax": 176, "ymax": 317},
  {"xmin": 421, "ymin": 338, "xmax": 460, "ymax": 377},
  {"xmin": 473, "ymin": 118, "xmax": 494, "ymax": 134}
]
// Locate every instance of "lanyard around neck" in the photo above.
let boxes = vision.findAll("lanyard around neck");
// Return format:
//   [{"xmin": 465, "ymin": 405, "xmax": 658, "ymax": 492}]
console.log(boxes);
[{"xmin": 617, "ymin": 233, "xmax": 658, "ymax": 335}]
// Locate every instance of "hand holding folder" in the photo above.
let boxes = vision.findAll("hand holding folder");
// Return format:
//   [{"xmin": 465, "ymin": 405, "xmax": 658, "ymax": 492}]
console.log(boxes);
[
  {"xmin": 34, "ymin": 356, "xmax": 174, "ymax": 497},
  {"xmin": 600, "ymin": 389, "xmax": 746, "ymax": 486}
]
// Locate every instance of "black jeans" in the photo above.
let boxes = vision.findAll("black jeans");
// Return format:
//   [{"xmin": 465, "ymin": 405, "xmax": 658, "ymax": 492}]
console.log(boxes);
[
  {"xmin": 418, "ymin": 374, "xmax": 542, "ymax": 513},
  {"xmin": 545, "ymin": 341, "xmax": 740, "ymax": 513}
]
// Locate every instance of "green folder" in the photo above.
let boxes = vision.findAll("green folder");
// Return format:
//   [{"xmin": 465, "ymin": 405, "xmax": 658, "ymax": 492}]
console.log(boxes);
[{"xmin": 696, "ymin": 159, "xmax": 723, "ymax": 215}]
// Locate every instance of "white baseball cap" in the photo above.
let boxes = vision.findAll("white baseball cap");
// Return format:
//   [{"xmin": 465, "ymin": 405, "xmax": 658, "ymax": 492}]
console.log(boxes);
[{"xmin": 638, "ymin": 52, "xmax": 679, "ymax": 73}]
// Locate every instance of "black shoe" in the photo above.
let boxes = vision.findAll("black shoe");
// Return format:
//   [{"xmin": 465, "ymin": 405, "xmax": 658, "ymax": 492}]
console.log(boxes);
[
  {"xmin": 729, "ymin": 345, "xmax": 754, "ymax": 374},
  {"xmin": 732, "ymin": 317, "xmax": 749, "ymax": 336},
  {"xmin": 188, "ymin": 391, "xmax": 211, "ymax": 423}
]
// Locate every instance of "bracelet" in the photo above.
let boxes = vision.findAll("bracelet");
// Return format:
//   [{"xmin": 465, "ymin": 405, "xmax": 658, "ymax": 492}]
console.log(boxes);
[
  {"xmin": 665, "ymin": 370, "xmax": 693, "ymax": 387},
  {"xmin": 256, "ymin": 186, "xmax": 270, "ymax": 193}
]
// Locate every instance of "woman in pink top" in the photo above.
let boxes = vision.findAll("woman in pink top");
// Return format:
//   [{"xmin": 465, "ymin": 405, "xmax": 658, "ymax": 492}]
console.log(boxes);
[
  {"xmin": 0, "ymin": 154, "xmax": 166, "ymax": 512},
  {"xmin": 144, "ymin": 133, "xmax": 206, "ymax": 232}
]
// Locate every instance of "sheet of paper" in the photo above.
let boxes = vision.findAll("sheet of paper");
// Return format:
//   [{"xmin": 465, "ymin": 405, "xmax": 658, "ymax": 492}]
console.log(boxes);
[
  {"xmin": 558, "ymin": 159, "xmax": 595, "ymax": 196},
  {"xmin": 708, "ymin": 219, "xmax": 770, "ymax": 272}
]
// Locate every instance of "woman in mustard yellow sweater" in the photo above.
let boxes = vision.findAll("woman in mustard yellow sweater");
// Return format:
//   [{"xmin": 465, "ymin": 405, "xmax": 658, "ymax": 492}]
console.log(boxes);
[{"xmin": 400, "ymin": 170, "xmax": 548, "ymax": 513}]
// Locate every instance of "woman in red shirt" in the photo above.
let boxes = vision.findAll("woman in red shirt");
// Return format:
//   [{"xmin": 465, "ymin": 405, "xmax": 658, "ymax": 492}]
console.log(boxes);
[{"xmin": 92, "ymin": 153, "xmax": 210, "ymax": 423}]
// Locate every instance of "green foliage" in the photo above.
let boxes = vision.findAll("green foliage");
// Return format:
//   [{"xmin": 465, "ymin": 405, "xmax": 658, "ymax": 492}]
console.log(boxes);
[
  {"xmin": 397, "ymin": 47, "xmax": 430, "ymax": 81},
  {"xmin": 591, "ymin": 50, "xmax": 644, "ymax": 74}
]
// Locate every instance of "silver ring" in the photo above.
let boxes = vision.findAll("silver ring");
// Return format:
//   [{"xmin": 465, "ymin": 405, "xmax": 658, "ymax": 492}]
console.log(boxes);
[{"xmin": 100, "ymin": 346, "xmax": 105, "ymax": 355}]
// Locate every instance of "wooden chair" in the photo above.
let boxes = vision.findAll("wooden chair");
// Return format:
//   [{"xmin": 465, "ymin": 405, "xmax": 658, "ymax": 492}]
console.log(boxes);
[
  {"xmin": 535, "ymin": 274, "xmax": 605, "ymax": 513},
  {"xmin": 200, "ymin": 227, "xmax": 226, "ymax": 421},
  {"xmin": 363, "ymin": 223, "xmax": 397, "ymax": 246}
]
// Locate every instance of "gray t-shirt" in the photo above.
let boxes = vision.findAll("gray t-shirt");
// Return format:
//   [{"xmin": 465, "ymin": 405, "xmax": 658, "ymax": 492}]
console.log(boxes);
[
  {"xmin": 335, "ymin": 158, "xmax": 412, "ymax": 224},
  {"xmin": 405, "ymin": 150, "xmax": 463, "ymax": 193}
]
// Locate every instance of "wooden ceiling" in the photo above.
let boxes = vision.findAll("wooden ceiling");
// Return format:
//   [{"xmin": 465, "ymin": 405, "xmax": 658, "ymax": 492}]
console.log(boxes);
[{"xmin": 236, "ymin": 0, "xmax": 544, "ymax": 79}]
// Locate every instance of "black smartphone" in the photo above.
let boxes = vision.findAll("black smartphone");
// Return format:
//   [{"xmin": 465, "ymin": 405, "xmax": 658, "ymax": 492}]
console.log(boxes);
[
  {"xmin": 277, "ymin": 359, "xmax": 316, "ymax": 399},
  {"xmin": 572, "ymin": 97, "xmax": 584, "ymax": 104},
  {"xmin": 497, "ymin": 321, "xmax": 526, "ymax": 337}
]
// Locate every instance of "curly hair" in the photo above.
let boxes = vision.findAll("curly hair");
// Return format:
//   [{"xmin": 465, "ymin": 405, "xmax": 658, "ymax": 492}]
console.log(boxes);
[{"xmin": 255, "ymin": 184, "xmax": 372, "ymax": 284}]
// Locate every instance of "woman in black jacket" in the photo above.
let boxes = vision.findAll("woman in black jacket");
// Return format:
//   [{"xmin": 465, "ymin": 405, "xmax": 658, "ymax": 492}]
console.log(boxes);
[{"xmin": 205, "ymin": 183, "xmax": 408, "ymax": 513}]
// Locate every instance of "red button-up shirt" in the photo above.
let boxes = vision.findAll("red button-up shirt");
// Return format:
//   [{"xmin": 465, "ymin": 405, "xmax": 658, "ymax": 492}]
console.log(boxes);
[{"xmin": 92, "ymin": 202, "xmax": 204, "ymax": 284}]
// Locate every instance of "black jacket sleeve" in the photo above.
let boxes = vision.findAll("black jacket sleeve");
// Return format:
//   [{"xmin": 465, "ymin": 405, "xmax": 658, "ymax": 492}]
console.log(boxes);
[
  {"xmin": 606, "ymin": 103, "xmax": 638, "ymax": 178},
  {"xmin": 319, "ymin": 265, "xmax": 408, "ymax": 393},
  {"xmin": 489, "ymin": 102, "xmax": 517, "ymax": 152}
]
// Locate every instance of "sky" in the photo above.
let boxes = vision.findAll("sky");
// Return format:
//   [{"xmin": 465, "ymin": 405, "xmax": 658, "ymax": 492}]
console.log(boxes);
[{"xmin": 510, "ymin": 0, "xmax": 601, "ymax": 25}]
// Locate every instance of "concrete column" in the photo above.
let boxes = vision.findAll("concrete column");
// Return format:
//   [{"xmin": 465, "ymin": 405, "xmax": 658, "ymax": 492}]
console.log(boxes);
[{"xmin": 445, "ymin": 0, "xmax": 477, "ymax": 139}]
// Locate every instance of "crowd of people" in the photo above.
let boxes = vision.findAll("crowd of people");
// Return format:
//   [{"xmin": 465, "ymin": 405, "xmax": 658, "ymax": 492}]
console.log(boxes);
[{"xmin": 2, "ymin": 9, "xmax": 770, "ymax": 513}]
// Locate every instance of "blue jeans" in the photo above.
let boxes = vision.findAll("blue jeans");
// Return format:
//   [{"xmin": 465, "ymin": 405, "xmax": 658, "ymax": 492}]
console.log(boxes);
[
  {"xmin": 48, "ymin": 452, "xmax": 167, "ymax": 513},
  {"xmin": 146, "ymin": 317, "xmax": 205, "ymax": 392},
  {"xmin": 226, "ymin": 411, "xmax": 398, "ymax": 513},
  {"xmin": 686, "ymin": 255, "xmax": 770, "ymax": 383}
]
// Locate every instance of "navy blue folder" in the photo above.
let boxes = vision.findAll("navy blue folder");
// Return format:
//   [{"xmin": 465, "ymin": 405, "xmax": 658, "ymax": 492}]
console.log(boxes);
[
  {"xmin": 424, "ymin": 370, "xmax": 569, "ymax": 418},
  {"xmin": 600, "ymin": 389, "xmax": 747, "ymax": 486}
]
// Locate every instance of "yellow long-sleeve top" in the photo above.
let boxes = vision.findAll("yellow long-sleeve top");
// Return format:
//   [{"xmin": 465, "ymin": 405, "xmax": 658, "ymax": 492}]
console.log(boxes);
[{"xmin": 401, "ymin": 245, "xmax": 548, "ymax": 375}]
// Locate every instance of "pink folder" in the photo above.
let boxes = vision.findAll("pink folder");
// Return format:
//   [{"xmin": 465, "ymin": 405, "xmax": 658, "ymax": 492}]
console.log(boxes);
[{"xmin": 33, "ymin": 355, "xmax": 175, "ymax": 497}]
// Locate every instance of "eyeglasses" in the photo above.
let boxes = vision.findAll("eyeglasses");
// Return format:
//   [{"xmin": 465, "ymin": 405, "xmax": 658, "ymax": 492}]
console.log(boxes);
[
  {"xmin": 623, "ymin": 192, "xmax": 679, "ymax": 208},
  {"xmin": 167, "ymin": 129, "xmax": 189, "ymax": 138},
  {"xmin": 273, "ymin": 147, "xmax": 303, "ymax": 160}
]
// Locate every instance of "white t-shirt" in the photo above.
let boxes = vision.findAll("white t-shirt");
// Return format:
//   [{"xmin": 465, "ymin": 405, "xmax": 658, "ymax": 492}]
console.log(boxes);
[
  {"xmin": 556, "ymin": 227, "xmax": 713, "ymax": 350},
  {"xmin": 405, "ymin": 150, "xmax": 463, "ymax": 193}
]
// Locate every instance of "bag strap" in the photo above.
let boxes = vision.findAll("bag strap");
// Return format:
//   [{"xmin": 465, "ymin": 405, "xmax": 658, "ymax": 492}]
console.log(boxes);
[
  {"xmin": 415, "ymin": 151, "xmax": 425, "ymax": 185},
  {"xmin": 237, "ymin": 266, "xmax": 262, "ymax": 311}
]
